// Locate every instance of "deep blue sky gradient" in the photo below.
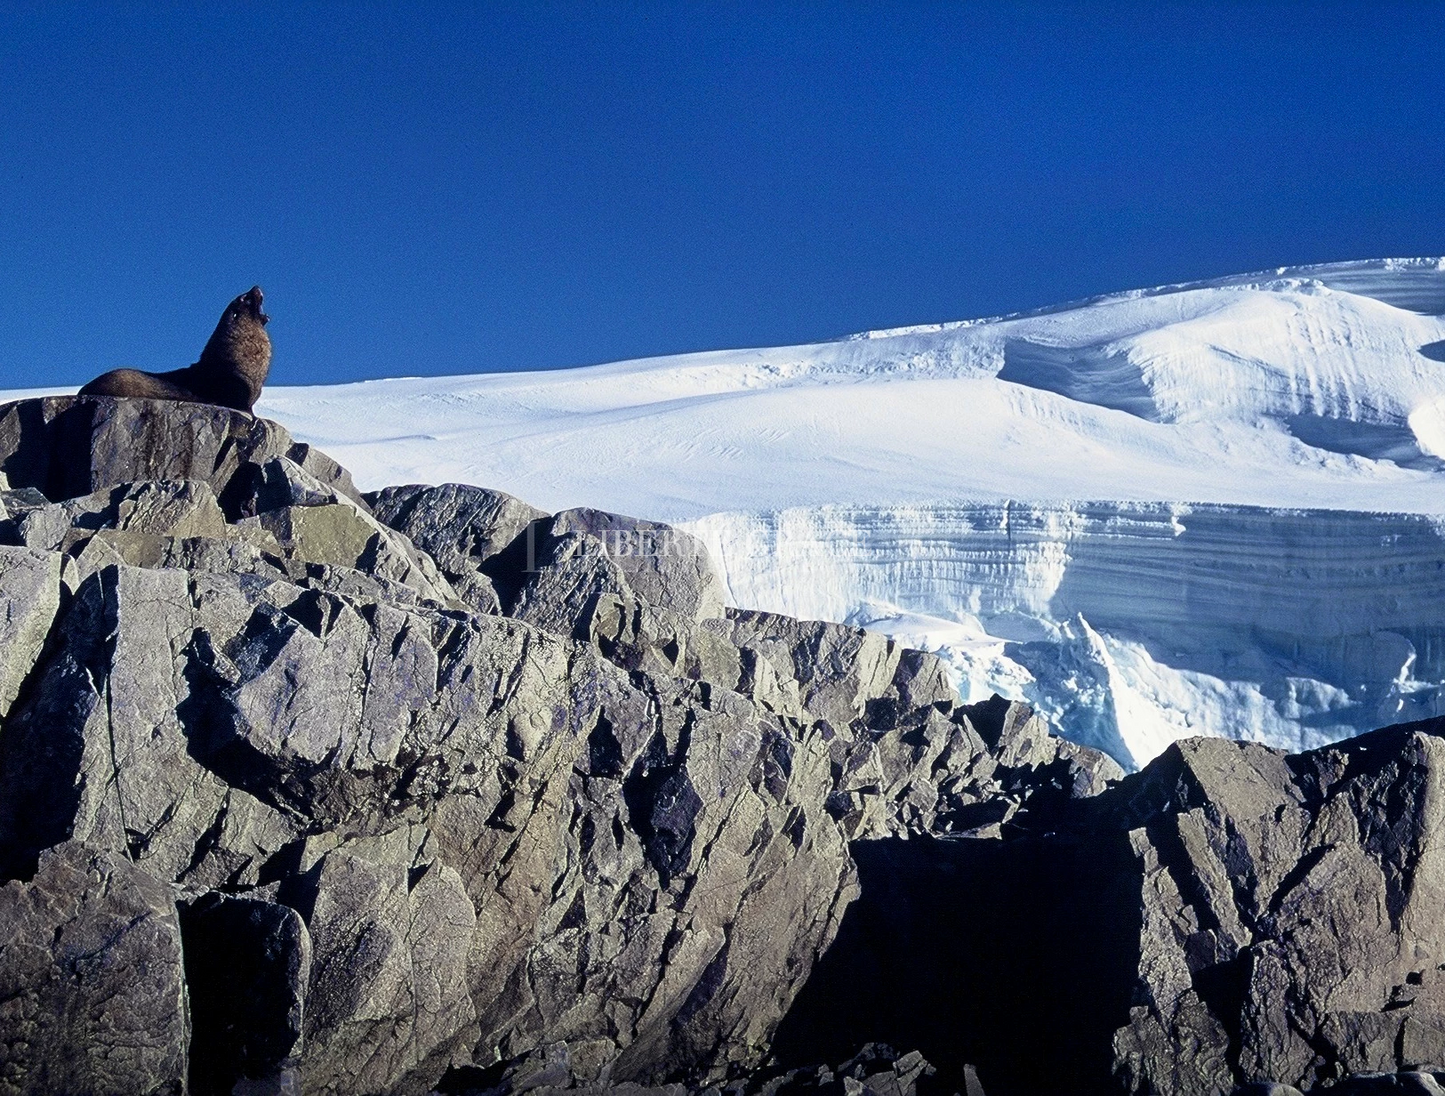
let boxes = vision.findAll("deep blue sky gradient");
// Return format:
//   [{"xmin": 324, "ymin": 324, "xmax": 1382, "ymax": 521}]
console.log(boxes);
[{"xmin": 2, "ymin": 2, "xmax": 1443, "ymax": 388}]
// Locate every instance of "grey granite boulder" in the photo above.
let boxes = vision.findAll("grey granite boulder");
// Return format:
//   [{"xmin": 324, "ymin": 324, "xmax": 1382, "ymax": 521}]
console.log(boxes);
[
  {"xmin": 0, "ymin": 562, "xmax": 299, "ymax": 885},
  {"xmin": 547, "ymin": 507, "xmax": 727, "ymax": 626},
  {"xmin": 0, "ymin": 395, "xmax": 361, "ymax": 511},
  {"xmin": 366, "ymin": 481, "xmax": 547, "ymax": 613},
  {"xmin": 1100, "ymin": 727, "xmax": 1445, "ymax": 1094},
  {"xmin": 421, "ymin": 671, "xmax": 856, "ymax": 1086},
  {"xmin": 1325, "ymin": 1074, "xmax": 1445, "ymax": 1095},
  {"xmin": 721, "ymin": 610, "xmax": 903, "ymax": 731},
  {"xmin": 504, "ymin": 508, "xmax": 729, "ymax": 682},
  {"xmin": 233, "ymin": 456, "xmax": 462, "ymax": 608},
  {"xmin": 0, "ymin": 840, "xmax": 189, "ymax": 1096},
  {"xmin": 286, "ymin": 838, "xmax": 479, "ymax": 1095},
  {"xmin": 5, "ymin": 478, "xmax": 227, "ymax": 551}
]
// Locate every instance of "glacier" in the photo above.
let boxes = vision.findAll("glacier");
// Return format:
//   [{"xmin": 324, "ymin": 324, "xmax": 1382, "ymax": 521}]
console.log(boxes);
[
  {"xmin": 683, "ymin": 502, "xmax": 1445, "ymax": 767},
  {"xmin": 13, "ymin": 257, "xmax": 1445, "ymax": 768}
]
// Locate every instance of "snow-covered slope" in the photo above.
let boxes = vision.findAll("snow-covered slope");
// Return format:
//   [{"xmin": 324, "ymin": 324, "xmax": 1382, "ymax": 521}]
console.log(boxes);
[{"xmin": 19, "ymin": 258, "xmax": 1445, "ymax": 767}]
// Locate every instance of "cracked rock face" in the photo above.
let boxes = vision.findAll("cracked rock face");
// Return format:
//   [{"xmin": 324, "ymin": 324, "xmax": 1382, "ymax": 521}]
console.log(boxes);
[
  {"xmin": 0, "ymin": 546, "xmax": 61, "ymax": 719},
  {"xmin": 6, "ymin": 397, "xmax": 1445, "ymax": 1096},
  {"xmin": 1099, "ymin": 728, "xmax": 1445, "ymax": 1095},
  {"xmin": 0, "ymin": 397, "xmax": 1121, "ymax": 1096},
  {"xmin": 0, "ymin": 555, "xmax": 855, "ymax": 1091},
  {"xmin": 0, "ymin": 840, "xmax": 190, "ymax": 1096}
]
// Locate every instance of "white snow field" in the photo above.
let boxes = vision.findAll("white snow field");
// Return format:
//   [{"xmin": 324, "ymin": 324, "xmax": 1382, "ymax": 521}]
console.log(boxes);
[{"xmin": 20, "ymin": 257, "xmax": 1445, "ymax": 768}]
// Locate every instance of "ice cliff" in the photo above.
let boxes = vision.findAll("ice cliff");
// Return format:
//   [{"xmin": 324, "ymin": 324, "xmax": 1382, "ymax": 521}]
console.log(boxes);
[{"xmin": 684, "ymin": 501, "xmax": 1445, "ymax": 769}]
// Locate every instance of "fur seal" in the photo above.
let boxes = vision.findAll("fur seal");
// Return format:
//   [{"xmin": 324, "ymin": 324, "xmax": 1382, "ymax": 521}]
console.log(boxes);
[{"xmin": 79, "ymin": 286, "xmax": 271, "ymax": 413}]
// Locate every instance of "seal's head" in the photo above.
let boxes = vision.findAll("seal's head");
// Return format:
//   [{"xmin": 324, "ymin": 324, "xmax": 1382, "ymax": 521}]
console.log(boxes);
[{"xmin": 209, "ymin": 286, "xmax": 270, "ymax": 342}]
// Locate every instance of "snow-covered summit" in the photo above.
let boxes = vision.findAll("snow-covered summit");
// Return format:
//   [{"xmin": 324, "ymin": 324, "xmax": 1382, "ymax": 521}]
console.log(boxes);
[
  {"xmin": 14, "ymin": 258, "xmax": 1445, "ymax": 768},
  {"xmin": 254, "ymin": 257, "xmax": 1445, "ymax": 522}
]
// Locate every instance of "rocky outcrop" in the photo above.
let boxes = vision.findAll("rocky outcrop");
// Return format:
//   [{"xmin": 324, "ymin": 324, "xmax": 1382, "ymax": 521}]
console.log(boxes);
[
  {"xmin": 771, "ymin": 721, "xmax": 1445, "ymax": 1096},
  {"xmin": 1100, "ymin": 729, "xmax": 1445, "ymax": 1095},
  {"xmin": 441, "ymin": 1041, "xmax": 972, "ymax": 1096},
  {"xmin": 46, "ymin": 395, "xmax": 1445, "ymax": 1096},
  {"xmin": 34, "ymin": 393, "xmax": 1445, "ymax": 1096},
  {"xmin": 365, "ymin": 482, "xmax": 545, "ymax": 614},
  {"xmin": 0, "ymin": 394, "xmax": 360, "ymax": 512},
  {"xmin": 0, "ymin": 396, "xmax": 1119, "ymax": 1095},
  {"xmin": 19, "ymin": 394, "xmax": 1445, "ymax": 1096}
]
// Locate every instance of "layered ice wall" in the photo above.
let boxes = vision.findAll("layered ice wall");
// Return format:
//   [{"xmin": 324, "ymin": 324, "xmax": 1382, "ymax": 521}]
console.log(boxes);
[{"xmin": 683, "ymin": 503, "xmax": 1445, "ymax": 768}]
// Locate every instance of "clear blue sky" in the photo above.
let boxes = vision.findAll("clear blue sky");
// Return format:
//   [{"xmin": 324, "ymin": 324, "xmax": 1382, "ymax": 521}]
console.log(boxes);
[{"xmin": 2, "ymin": 2, "xmax": 1442, "ymax": 389}]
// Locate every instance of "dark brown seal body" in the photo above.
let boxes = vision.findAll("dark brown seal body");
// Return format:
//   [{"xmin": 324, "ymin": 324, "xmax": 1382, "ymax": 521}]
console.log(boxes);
[{"xmin": 79, "ymin": 286, "xmax": 271, "ymax": 413}]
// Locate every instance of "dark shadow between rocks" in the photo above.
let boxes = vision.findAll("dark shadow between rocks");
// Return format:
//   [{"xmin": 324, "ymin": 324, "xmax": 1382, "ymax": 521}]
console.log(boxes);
[
  {"xmin": 480, "ymin": 517, "xmax": 551, "ymax": 612},
  {"xmin": 0, "ymin": 398, "xmax": 99, "ymax": 502},
  {"xmin": 772, "ymin": 833, "xmax": 1142, "ymax": 1096}
]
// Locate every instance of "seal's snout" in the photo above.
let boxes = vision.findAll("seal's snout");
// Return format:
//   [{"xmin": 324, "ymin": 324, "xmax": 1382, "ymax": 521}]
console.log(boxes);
[{"xmin": 240, "ymin": 286, "xmax": 268, "ymax": 325}]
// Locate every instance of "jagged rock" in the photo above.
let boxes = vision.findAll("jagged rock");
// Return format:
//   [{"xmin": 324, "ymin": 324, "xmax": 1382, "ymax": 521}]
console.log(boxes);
[
  {"xmin": 0, "ymin": 396, "xmax": 1136, "ymax": 1095},
  {"xmin": 722, "ymin": 610, "xmax": 904, "ymax": 730},
  {"xmin": 5, "ymin": 478, "xmax": 227, "ymax": 551},
  {"xmin": 0, "ymin": 545, "xmax": 855, "ymax": 1089},
  {"xmin": 372, "ymin": 488, "xmax": 1118, "ymax": 843},
  {"xmin": 0, "ymin": 545, "xmax": 62, "ymax": 719},
  {"xmin": 65, "ymin": 525, "xmax": 282, "ymax": 586},
  {"xmin": 505, "ymin": 508, "xmax": 728, "ymax": 681},
  {"xmin": 547, "ymin": 508, "xmax": 726, "ymax": 625},
  {"xmin": 1095, "ymin": 728, "xmax": 1445, "ymax": 1094},
  {"xmin": 437, "ymin": 1042, "xmax": 960, "ymax": 1096},
  {"xmin": 366, "ymin": 481, "xmax": 547, "ymax": 613},
  {"xmin": 0, "ymin": 563, "xmax": 300, "ymax": 884},
  {"xmin": 283, "ymin": 838, "xmax": 479, "ymax": 1095},
  {"xmin": 714, "ymin": 609, "xmax": 1121, "ymax": 839},
  {"xmin": 0, "ymin": 840, "xmax": 189, "ymax": 1095},
  {"xmin": 234, "ymin": 456, "xmax": 463, "ymax": 608},
  {"xmin": 367, "ymin": 482, "xmax": 546, "ymax": 570},
  {"xmin": 756, "ymin": 1043, "xmax": 940, "ymax": 1096},
  {"xmin": 784, "ymin": 721, "xmax": 1445, "ymax": 1095},
  {"xmin": 1323, "ymin": 1076, "xmax": 1445, "ymax": 1095},
  {"xmin": 510, "ymin": 529, "xmax": 651, "ymax": 641},
  {"xmin": 0, "ymin": 451, "xmax": 462, "ymax": 613},
  {"xmin": 0, "ymin": 554, "xmax": 856, "ymax": 1086},
  {"xmin": 438, "ymin": 670, "xmax": 855, "ymax": 1086}
]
